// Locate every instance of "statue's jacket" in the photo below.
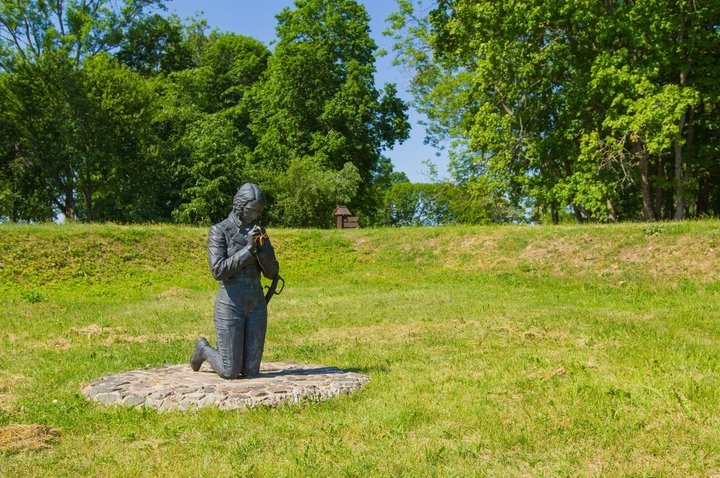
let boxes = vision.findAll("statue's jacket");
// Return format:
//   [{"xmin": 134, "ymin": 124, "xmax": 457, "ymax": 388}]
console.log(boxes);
[{"xmin": 207, "ymin": 214, "xmax": 279, "ymax": 282}]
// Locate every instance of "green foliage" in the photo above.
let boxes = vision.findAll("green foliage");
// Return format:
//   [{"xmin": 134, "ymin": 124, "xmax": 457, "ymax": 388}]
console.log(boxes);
[
  {"xmin": 115, "ymin": 13, "xmax": 193, "ymax": 75},
  {"xmin": 171, "ymin": 114, "xmax": 249, "ymax": 225},
  {"xmin": 383, "ymin": 182, "xmax": 451, "ymax": 226},
  {"xmin": 79, "ymin": 54, "xmax": 167, "ymax": 221},
  {"xmin": 0, "ymin": 0, "xmax": 171, "ymax": 222},
  {"xmin": 382, "ymin": 178, "xmax": 521, "ymax": 226},
  {"xmin": 270, "ymin": 158, "xmax": 362, "ymax": 228},
  {"xmin": 249, "ymin": 0, "xmax": 409, "ymax": 225},
  {"xmin": 4, "ymin": 0, "xmax": 717, "ymax": 227},
  {"xmin": 157, "ymin": 32, "xmax": 270, "ymax": 224},
  {"xmin": 0, "ymin": 0, "xmax": 166, "ymax": 67},
  {"xmin": 0, "ymin": 51, "xmax": 168, "ymax": 222},
  {"xmin": 0, "ymin": 68, "xmax": 57, "ymax": 221},
  {"xmin": 1, "ymin": 56, "xmax": 80, "ymax": 220},
  {"xmin": 0, "ymin": 0, "xmax": 410, "ymax": 228},
  {"xmin": 391, "ymin": 0, "xmax": 720, "ymax": 223}
]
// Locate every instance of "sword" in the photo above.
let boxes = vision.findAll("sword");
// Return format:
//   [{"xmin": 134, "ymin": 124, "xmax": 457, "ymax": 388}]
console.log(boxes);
[{"xmin": 264, "ymin": 274, "xmax": 285, "ymax": 305}]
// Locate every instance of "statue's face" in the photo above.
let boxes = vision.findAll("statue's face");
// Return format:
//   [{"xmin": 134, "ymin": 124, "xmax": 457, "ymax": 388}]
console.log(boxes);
[{"xmin": 243, "ymin": 201, "xmax": 265, "ymax": 223}]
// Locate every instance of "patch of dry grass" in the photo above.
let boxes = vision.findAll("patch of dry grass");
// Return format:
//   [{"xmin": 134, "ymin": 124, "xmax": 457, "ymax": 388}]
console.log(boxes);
[
  {"xmin": 67, "ymin": 324, "xmax": 197, "ymax": 346},
  {"xmin": 0, "ymin": 424, "xmax": 59, "ymax": 452},
  {"xmin": 0, "ymin": 372, "xmax": 26, "ymax": 414},
  {"xmin": 155, "ymin": 287, "xmax": 194, "ymax": 300},
  {"xmin": 348, "ymin": 224, "xmax": 720, "ymax": 285}
]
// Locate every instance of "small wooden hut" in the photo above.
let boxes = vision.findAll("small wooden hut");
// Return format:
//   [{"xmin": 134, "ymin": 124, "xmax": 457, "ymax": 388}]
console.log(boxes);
[{"xmin": 333, "ymin": 205, "xmax": 359, "ymax": 229}]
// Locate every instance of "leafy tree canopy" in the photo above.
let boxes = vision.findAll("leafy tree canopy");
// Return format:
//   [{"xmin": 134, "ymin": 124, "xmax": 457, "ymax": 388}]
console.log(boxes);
[
  {"xmin": 390, "ymin": 0, "xmax": 720, "ymax": 223},
  {"xmin": 249, "ymin": 0, "xmax": 410, "ymax": 225},
  {"xmin": 0, "ymin": 0, "xmax": 416, "ymax": 227}
]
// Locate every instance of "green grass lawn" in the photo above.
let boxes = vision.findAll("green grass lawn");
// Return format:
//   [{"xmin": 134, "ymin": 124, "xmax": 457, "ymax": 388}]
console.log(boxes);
[{"xmin": 1, "ymin": 221, "xmax": 719, "ymax": 477}]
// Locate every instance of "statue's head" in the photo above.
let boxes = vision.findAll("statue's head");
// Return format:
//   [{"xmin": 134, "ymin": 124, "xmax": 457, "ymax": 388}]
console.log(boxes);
[{"xmin": 232, "ymin": 183, "xmax": 266, "ymax": 223}]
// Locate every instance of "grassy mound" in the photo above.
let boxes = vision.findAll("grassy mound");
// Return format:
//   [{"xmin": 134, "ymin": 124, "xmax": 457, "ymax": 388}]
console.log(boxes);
[{"xmin": 1, "ymin": 221, "xmax": 719, "ymax": 476}]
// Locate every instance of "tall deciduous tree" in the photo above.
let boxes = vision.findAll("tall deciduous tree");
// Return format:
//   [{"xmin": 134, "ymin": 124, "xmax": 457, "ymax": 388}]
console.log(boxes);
[
  {"xmin": 1, "ymin": 53, "xmax": 163, "ymax": 221},
  {"xmin": 249, "ymin": 0, "xmax": 409, "ymax": 226},
  {"xmin": 78, "ymin": 54, "xmax": 163, "ymax": 221},
  {"xmin": 158, "ymin": 32, "xmax": 270, "ymax": 224},
  {"xmin": 0, "ymin": 69, "xmax": 57, "ymax": 221},
  {"xmin": 0, "ymin": 0, "xmax": 167, "ymax": 221},
  {"xmin": 0, "ymin": 0, "xmax": 165, "ymax": 68},
  {"xmin": 115, "ymin": 13, "xmax": 193, "ymax": 75}
]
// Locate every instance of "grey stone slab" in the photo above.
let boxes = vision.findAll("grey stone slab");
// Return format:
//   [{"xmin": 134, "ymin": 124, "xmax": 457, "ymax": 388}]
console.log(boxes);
[
  {"xmin": 83, "ymin": 361, "xmax": 369, "ymax": 412},
  {"xmin": 123, "ymin": 395, "xmax": 146, "ymax": 407}
]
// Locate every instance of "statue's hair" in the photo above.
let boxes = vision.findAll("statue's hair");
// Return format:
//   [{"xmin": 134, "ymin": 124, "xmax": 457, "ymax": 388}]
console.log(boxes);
[{"xmin": 232, "ymin": 183, "xmax": 266, "ymax": 218}]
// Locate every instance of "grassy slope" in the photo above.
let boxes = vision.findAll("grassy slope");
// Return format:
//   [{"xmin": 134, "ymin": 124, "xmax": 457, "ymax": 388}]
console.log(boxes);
[{"xmin": 1, "ymin": 221, "xmax": 719, "ymax": 477}]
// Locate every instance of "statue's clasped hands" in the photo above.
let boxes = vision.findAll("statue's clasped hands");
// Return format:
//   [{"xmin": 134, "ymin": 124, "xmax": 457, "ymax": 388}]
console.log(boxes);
[{"xmin": 247, "ymin": 225, "xmax": 268, "ymax": 252}]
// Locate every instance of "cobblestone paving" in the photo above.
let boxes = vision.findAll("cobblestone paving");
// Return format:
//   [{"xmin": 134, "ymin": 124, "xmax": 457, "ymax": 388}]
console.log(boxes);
[{"xmin": 83, "ymin": 362, "xmax": 370, "ymax": 412}]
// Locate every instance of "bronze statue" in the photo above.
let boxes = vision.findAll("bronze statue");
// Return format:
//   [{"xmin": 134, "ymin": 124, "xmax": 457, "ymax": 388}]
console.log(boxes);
[{"xmin": 190, "ymin": 183, "xmax": 281, "ymax": 379}]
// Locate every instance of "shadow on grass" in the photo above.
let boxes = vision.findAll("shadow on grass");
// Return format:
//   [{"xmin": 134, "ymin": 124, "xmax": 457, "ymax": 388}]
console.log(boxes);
[
  {"xmin": 346, "ymin": 364, "xmax": 389, "ymax": 375},
  {"xmin": 257, "ymin": 364, "xmax": 369, "ymax": 379}
]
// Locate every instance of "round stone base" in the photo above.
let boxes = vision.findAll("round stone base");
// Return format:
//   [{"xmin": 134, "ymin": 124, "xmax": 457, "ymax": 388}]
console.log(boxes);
[{"xmin": 82, "ymin": 362, "xmax": 370, "ymax": 412}]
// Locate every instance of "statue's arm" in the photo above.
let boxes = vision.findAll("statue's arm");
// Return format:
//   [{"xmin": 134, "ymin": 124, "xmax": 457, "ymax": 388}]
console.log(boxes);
[
  {"xmin": 256, "ymin": 236, "xmax": 279, "ymax": 280},
  {"xmin": 207, "ymin": 225, "xmax": 255, "ymax": 281}
]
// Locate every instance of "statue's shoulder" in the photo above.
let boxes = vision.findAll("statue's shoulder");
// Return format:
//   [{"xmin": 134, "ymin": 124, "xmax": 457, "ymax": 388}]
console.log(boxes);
[
  {"xmin": 211, "ymin": 217, "xmax": 234, "ymax": 232},
  {"xmin": 208, "ymin": 218, "xmax": 235, "ymax": 244}
]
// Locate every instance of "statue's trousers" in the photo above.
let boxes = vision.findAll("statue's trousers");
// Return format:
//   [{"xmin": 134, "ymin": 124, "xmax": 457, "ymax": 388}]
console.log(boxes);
[{"xmin": 204, "ymin": 275, "xmax": 267, "ymax": 378}]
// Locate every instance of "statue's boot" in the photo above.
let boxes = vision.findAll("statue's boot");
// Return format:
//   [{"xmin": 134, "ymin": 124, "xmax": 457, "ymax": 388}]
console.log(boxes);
[{"xmin": 190, "ymin": 337, "xmax": 210, "ymax": 371}]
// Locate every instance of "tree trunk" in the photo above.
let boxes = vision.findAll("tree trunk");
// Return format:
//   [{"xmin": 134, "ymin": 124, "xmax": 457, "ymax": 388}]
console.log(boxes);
[
  {"xmin": 84, "ymin": 170, "xmax": 94, "ymax": 222},
  {"xmin": 84, "ymin": 188, "xmax": 93, "ymax": 222},
  {"xmin": 696, "ymin": 175, "xmax": 709, "ymax": 217},
  {"xmin": 674, "ymin": 109, "xmax": 688, "ymax": 220},
  {"xmin": 632, "ymin": 136, "xmax": 655, "ymax": 221},
  {"xmin": 550, "ymin": 200, "xmax": 559, "ymax": 225},
  {"xmin": 674, "ymin": 14, "xmax": 688, "ymax": 220},
  {"xmin": 686, "ymin": 106, "xmax": 697, "ymax": 216},
  {"xmin": 64, "ymin": 183, "xmax": 75, "ymax": 221},
  {"xmin": 62, "ymin": 166, "xmax": 75, "ymax": 221},
  {"xmin": 664, "ymin": 193, "xmax": 674, "ymax": 220},
  {"xmin": 606, "ymin": 199, "xmax": 617, "ymax": 222},
  {"xmin": 572, "ymin": 205, "xmax": 584, "ymax": 223},
  {"xmin": 653, "ymin": 156, "xmax": 664, "ymax": 219}
]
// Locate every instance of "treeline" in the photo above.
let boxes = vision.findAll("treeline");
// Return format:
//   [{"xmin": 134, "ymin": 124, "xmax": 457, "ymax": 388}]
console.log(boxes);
[
  {"xmin": 0, "ymin": 0, "xmax": 414, "ymax": 227},
  {"xmin": 6, "ymin": 1, "xmax": 716, "ymax": 227},
  {"xmin": 382, "ymin": 179, "xmax": 521, "ymax": 226},
  {"xmin": 391, "ymin": 0, "xmax": 720, "ymax": 223}
]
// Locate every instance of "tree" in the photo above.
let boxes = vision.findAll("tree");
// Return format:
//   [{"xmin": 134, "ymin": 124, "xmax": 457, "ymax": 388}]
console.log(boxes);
[
  {"xmin": 115, "ymin": 13, "xmax": 193, "ymax": 75},
  {"xmin": 78, "ymin": 54, "xmax": 164, "ymax": 221},
  {"xmin": 0, "ymin": 70, "xmax": 56, "ymax": 221},
  {"xmin": 382, "ymin": 179, "xmax": 520, "ymax": 227},
  {"xmin": 390, "ymin": 0, "xmax": 720, "ymax": 222},
  {"xmin": 157, "ymin": 32, "xmax": 271, "ymax": 224},
  {"xmin": 1, "ymin": 55, "xmax": 86, "ymax": 220},
  {"xmin": 0, "ymin": 0, "xmax": 168, "ymax": 221},
  {"xmin": 0, "ymin": 52, "xmax": 165, "ymax": 222},
  {"xmin": 0, "ymin": 0, "xmax": 166, "ymax": 69},
  {"xmin": 248, "ymin": 0, "xmax": 409, "ymax": 226},
  {"xmin": 272, "ymin": 158, "xmax": 362, "ymax": 228},
  {"xmin": 0, "ymin": 2, "xmax": 272, "ymax": 224}
]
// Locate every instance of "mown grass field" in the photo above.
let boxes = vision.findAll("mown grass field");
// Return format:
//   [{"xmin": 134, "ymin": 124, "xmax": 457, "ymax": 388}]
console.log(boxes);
[{"xmin": 1, "ymin": 221, "xmax": 719, "ymax": 477}]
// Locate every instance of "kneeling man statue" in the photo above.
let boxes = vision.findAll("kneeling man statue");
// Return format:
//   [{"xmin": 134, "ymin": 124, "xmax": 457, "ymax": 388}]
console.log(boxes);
[{"xmin": 190, "ymin": 183, "xmax": 280, "ymax": 379}]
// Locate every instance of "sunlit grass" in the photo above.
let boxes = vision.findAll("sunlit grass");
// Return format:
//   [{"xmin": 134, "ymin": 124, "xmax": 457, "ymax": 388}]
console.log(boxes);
[{"xmin": 1, "ymin": 221, "xmax": 719, "ymax": 476}]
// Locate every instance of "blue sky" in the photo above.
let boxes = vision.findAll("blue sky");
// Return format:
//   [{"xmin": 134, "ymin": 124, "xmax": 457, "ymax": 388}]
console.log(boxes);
[{"xmin": 164, "ymin": 0, "xmax": 446, "ymax": 183}]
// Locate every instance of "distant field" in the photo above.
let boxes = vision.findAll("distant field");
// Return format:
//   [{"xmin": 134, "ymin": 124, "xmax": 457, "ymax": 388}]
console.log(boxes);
[{"xmin": 1, "ymin": 221, "xmax": 719, "ymax": 477}]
